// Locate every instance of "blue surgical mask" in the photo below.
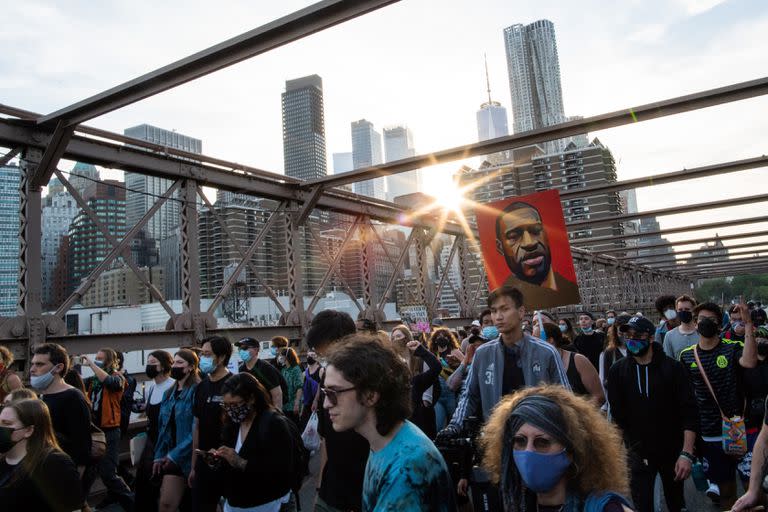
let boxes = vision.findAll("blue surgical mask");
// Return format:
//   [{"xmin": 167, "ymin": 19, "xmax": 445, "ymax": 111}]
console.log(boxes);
[
  {"xmin": 513, "ymin": 449, "xmax": 571, "ymax": 493},
  {"xmin": 199, "ymin": 356, "xmax": 215, "ymax": 374},
  {"xmin": 582, "ymin": 327, "xmax": 593, "ymax": 335},
  {"xmin": 238, "ymin": 349, "xmax": 252, "ymax": 363},
  {"xmin": 559, "ymin": 324, "xmax": 568, "ymax": 333},
  {"xmin": 30, "ymin": 369, "xmax": 55, "ymax": 390},
  {"xmin": 607, "ymin": 318, "xmax": 615, "ymax": 326},
  {"xmin": 93, "ymin": 360, "xmax": 104, "ymax": 368},
  {"xmin": 270, "ymin": 347, "xmax": 277, "ymax": 357},
  {"xmin": 482, "ymin": 326, "xmax": 499, "ymax": 340}
]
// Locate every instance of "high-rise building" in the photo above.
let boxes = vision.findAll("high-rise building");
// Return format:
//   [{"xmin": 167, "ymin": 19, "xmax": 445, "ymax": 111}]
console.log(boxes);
[
  {"xmin": 522, "ymin": 139, "xmax": 624, "ymax": 251},
  {"xmin": 123, "ymin": 124, "xmax": 202, "ymax": 255},
  {"xmin": 504, "ymin": 20, "xmax": 567, "ymax": 153},
  {"xmin": 81, "ymin": 266, "xmax": 164, "ymax": 307},
  {"xmin": 199, "ymin": 200, "xmax": 288, "ymax": 300},
  {"xmin": 383, "ymin": 126, "xmax": 420, "ymax": 202},
  {"xmin": 637, "ymin": 217, "xmax": 674, "ymax": 264},
  {"xmin": 477, "ymin": 101, "xmax": 509, "ymax": 142},
  {"xmin": 67, "ymin": 162, "xmax": 100, "ymax": 196},
  {"xmin": 282, "ymin": 75, "xmax": 327, "ymax": 181},
  {"xmin": 351, "ymin": 119, "xmax": 385, "ymax": 200},
  {"xmin": 67, "ymin": 180, "xmax": 127, "ymax": 297},
  {"xmin": 0, "ymin": 165, "xmax": 19, "ymax": 316},
  {"xmin": 42, "ymin": 191, "xmax": 79, "ymax": 308}
]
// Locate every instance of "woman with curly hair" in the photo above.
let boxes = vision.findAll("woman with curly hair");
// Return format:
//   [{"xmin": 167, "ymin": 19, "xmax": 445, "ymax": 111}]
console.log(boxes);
[{"xmin": 481, "ymin": 385, "xmax": 633, "ymax": 512}]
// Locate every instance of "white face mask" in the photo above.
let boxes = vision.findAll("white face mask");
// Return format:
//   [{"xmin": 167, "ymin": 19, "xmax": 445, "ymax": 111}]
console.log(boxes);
[{"xmin": 664, "ymin": 309, "xmax": 677, "ymax": 321}]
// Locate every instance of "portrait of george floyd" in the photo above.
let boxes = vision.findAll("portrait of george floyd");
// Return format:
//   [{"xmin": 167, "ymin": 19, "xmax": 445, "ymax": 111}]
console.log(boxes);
[{"xmin": 476, "ymin": 189, "xmax": 581, "ymax": 310}]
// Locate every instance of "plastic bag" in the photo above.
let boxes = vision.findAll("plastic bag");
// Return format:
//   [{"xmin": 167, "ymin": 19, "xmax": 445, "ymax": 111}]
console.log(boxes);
[{"xmin": 301, "ymin": 412, "xmax": 320, "ymax": 452}]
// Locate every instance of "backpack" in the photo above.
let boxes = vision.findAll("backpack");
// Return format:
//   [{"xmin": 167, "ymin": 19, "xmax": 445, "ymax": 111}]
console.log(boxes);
[{"xmin": 257, "ymin": 410, "xmax": 310, "ymax": 508}]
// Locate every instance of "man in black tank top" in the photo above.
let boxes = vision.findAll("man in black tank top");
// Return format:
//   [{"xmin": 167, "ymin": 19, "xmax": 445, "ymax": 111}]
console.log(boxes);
[{"xmin": 607, "ymin": 316, "xmax": 699, "ymax": 512}]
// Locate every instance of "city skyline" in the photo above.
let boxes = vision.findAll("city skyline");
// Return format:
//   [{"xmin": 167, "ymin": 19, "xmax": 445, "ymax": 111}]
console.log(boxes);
[{"xmin": 2, "ymin": 0, "xmax": 767, "ymax": 252}]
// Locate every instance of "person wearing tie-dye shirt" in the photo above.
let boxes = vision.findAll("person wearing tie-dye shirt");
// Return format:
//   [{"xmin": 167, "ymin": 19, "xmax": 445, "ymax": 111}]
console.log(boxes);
[{"xmin": 323, "ymin": 335, "xmax": 455, "ymax": 512}]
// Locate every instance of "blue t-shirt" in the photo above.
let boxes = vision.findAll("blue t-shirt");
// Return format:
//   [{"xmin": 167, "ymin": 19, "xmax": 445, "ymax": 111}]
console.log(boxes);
[{"xmin": 363, "ymin": 421, "xmax": 455, "ymax": 512}]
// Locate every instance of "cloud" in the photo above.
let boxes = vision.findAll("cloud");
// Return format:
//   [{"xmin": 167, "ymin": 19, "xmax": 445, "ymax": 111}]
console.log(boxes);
[
  {"xmin": 674, "ymin": 0, "xmax": 729, "ymax": 15},
  {"xmin": 626, "ymin": 23, "xmax": 669, "ymax": 44}
]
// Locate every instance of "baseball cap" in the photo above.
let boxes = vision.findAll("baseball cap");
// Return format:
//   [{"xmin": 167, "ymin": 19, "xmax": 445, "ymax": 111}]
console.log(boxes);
[
  {"xmin": 619, "ymin": 316, "xmax": 655, "ymax": 336},
  {"xmin": 235, "ymin": 337, "xmax": 260, "ymax": 349},
  {"xmin": 431, "ymin": 317, "xmax": 444, "ymax": 327},
  {"xmin": 471, "ymin": 320, "xmax": 481, "ymax": 327}
]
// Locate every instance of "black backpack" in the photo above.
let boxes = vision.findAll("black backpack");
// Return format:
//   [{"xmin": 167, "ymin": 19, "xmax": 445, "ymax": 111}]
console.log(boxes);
[{"xmin": 256, "ymin": 410, "xmax": 310, "ymax": 508}]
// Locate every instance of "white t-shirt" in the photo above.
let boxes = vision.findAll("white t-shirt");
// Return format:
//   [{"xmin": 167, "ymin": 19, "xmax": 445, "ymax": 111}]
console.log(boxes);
[{"xmin": 147, "ymin": 378, "xmax": 175, "ymax": 405}]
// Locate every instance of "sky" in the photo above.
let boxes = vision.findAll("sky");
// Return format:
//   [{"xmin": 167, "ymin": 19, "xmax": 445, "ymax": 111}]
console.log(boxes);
[{"xmin": 1, "ymin": 0, "xmax": 767, "ymax": 266}]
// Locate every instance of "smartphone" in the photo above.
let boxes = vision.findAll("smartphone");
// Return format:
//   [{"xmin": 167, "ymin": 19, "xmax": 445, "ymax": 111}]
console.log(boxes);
[{"xmin": 195, "ymin": 449, "xmax": 219, "ymax": 466}]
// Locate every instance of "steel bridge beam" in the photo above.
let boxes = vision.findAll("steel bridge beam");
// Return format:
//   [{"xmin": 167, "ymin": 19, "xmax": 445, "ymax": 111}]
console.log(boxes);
[
  {"xmin": 559, "ymin": 155, "xmax": 768, "ymax": 199},
  {"xmin": 599, "ymin": 230, "xmax": 768, "ymax": 255},
  {"xmin": 572, "ymin": 214, "xmax": 768, "ymax": 247},
  {"xmin": 568, "ymin": 192, "xmax": 768, "ymax": 230},
  {"xmin": 304, "ymin": 76, "xmax": 768, "ymax": 190},
  {"xmin": 37, "ymin": 0, "xmax": 400, "ymax": 127},
  {"xmin": 620, "ymin": 241, "xmax": 768, "ymax": 263},
  {"xmin": 0, "ymin": 118, "xmax": 466, "ymax": 237}
]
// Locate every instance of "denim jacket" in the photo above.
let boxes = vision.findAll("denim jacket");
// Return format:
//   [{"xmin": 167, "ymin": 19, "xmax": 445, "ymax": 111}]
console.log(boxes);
[
  {"xmin": 154, "ymin": 383, "xmax": 198, "ymax": 476},
  {"xmin": 450, "ymin": 334, "xmax": 569, "ymax": 428}
]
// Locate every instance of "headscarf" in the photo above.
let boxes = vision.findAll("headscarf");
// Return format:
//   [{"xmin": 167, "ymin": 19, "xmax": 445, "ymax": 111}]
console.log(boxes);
[{"xmin": 500, "ymin": 394, "xmax": 573, "ymax": 512}]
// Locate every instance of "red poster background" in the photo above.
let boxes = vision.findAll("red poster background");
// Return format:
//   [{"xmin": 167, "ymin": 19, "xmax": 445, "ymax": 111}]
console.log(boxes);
[{"xmin": 476, "ymin": 189, "xmax": 578, "ymax": 292}]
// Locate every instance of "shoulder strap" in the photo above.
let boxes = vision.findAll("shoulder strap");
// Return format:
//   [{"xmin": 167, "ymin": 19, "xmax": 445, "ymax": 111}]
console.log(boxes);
[{"xmin": 693, "ymin": 345, "xmax": 727, "ymax": 419}]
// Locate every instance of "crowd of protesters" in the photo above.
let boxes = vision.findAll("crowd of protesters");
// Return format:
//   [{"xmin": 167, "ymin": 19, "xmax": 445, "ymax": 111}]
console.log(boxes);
[{"xmin": 1, "ymin": 289, "xmax": 768, "ymax": 511}]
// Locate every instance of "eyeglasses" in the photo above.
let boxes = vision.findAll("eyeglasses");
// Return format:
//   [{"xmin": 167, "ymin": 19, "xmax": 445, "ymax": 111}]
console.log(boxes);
[
  {"xmin": 512, "ymin": 435, "xmax": 556, "ymax": 452},
  {"xmin": 322, "ymin": 386, "xmax": 356, "ymax": 406}
]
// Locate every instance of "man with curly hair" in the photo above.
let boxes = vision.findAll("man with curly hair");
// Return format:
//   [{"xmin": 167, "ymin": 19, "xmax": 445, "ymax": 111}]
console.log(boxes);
[{"xmin": 323, "ymin": 335, "xmax": 455, "ymax": 512}]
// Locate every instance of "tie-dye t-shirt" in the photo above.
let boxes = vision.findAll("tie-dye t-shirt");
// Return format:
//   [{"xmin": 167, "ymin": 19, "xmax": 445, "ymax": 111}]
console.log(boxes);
[{"xmin": 362, "ymin": 420, "xmax": 455, "ymax": 512}]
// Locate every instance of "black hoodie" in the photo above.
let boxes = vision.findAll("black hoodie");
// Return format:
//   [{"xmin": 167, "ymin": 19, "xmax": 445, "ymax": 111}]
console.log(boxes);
[{"xmin": 607, "ymin": 342, "xmax": 699, "ymax": 459}]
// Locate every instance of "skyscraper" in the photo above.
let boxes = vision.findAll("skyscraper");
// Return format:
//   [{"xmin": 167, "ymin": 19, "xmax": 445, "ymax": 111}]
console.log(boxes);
[
  {"xmin": 67, "ymin": 180, "xmax": 126, "ymax": 296},
  {"xmin": 503, "ymin": 20, "xmax": 566, "ymax": 152},
  {"xmin": 383, "ymin": 126, "xmax": 420, "ymax": 201},
  {"xmin": 123, "ymin": 124, "xmax": 202, "ymax": 251},
  {"xmin": 477, "ymin": 101, "xmax": 509, "ymax": 142},
  {"xmin": 282, "ymin": 75, "xmax": 327, "ymax": 181},
  {"xmin": 351, "ymin": 119, "xmax": 385, "ymax": 200},
  {"xmin": 0, "ymin": 165, "xmax": 19, "ymax": 316},
  {"xmin": 42, "ymin": 191, "xmax": 78, "ymax": 308}
]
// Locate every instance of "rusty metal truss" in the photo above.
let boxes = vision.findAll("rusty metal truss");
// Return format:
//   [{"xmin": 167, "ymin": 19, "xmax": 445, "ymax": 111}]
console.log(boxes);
[{"xmin": 0, "ymin": 0, "xmax": 765, "ymax": 364}]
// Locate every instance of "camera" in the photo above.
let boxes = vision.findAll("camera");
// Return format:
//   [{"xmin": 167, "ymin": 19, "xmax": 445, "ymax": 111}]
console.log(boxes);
[{"xmin": 435, "ymin": 417, "xmax": 501, "ymax": 512}]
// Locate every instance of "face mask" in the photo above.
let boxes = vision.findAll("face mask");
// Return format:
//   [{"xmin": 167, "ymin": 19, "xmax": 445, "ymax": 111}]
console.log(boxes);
[
  {"xmin": 30, "ymin": 369, "xmax": 56, "ymax": 390},
  {"xmin": 223, "ymin": 402, "xmax": 252, "ymax": 423},
  {"xmin": 270, "ymin": 347, "xmax": 277, "ymax": 358},
  {"xmin": 731, "ymin": 321, "xmax": 745, "ymax": 332},
  {"xmin": 664, "ymin": 309, "xmax": 678, "ymax": 321},
  {"xmin": 0, "ymin": 425, "xmax": 24, "ymax": 453},
  {"xmin": 93, "ymin": 360, "xmax": 105, "ymax": 368},
  {"xmin": 482, "ymin": 326, "xmax": 499, "ymax": 340},
  {"xmin": 582, "ymin": 327, "xmax": 593, "ymax": 335},
  {"xmin": 239, "ymin": 349, "xmax": 252, "ymax": 363},
  {"xmin": 199, "ymin": 356, "xmax": 215, "ymax": 375},
  {"xmin": 513, "ymin": 449, "xmax": 571, "ymax": 493},
  {"xmin": 697, "ymin": 317, "xmax": 719, "ymax": 338},
  {"xmin": 559, "ymin": 324, "xmax": 568, "ymax": 333},
  {"xmin": 607, "ymin": 318, "xmax": 615, "ymax": 326},
  {"xmin": 145, "ymin": 364, "xmax": 160, "ymax": 379},
  {"xmin": 677, "ymin": 310, "xmax": 693, "ymax": 324},
  {"xmin": 306, "ymin": 357, "xmax": 317, "ymax": 365},
  {"xmin": 757, "ymin": 341, "xmax": 768, "ymax": 357},
  {"xmin": 625, "ymin": 338, "xmax": 650, "ymax": 357},
  {"xmin": 170, "ymin": 366, "xmax": 188, "ymax": 380}
]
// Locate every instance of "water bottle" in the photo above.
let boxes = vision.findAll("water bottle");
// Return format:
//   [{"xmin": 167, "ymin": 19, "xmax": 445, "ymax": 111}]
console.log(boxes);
[{"xmin": 692, "ymin": 461, "xmax": 708, "ymax": 491}]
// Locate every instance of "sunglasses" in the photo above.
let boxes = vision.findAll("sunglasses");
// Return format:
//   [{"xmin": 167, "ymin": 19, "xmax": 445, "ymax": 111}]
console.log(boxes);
[{"xmin": 322, "ymin": 386, "xmax": 356, "ymax": 406}]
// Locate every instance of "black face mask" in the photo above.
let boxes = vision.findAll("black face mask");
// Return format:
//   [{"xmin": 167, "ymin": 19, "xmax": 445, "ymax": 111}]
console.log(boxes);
[
  {"xmin": 437, "ymin": 339, "xmax": 449, "ymax": 350},
  {"xmin": 678, "ymin": 310, "xmax": 693, "ymax": 324},
  {"xmin": 758, "ymin": 342, "xmax": 768, "ymax": 357},
  {"xmin": 145, "ymin": 364, "xmax": 160, "ymax": 379},
  {"xmin": 306, "ymin": 357, "xmax": 317, "ymax": 365},
  {"xmin": 0, "ymin": 425, "xmax": 22, "ymax": 453},
  {"xmin": 170, "ymin": 367, "xmax": 188, "ymax": 381},
  {"xmin": 697, "ymin": 318, "xmax": 720, "ymax": 338}
]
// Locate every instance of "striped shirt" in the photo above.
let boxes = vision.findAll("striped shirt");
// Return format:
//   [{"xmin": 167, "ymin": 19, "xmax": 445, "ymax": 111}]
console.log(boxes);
[{"xmin": 679, "ymin": 339, "xmax": 744, "ymax": 439}]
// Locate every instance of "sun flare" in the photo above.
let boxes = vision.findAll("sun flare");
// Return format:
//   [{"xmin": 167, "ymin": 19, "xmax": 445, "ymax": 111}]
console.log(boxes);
[{"xmin": 430, "ymin": 181, "xmax": 466, "ymax": 213}]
